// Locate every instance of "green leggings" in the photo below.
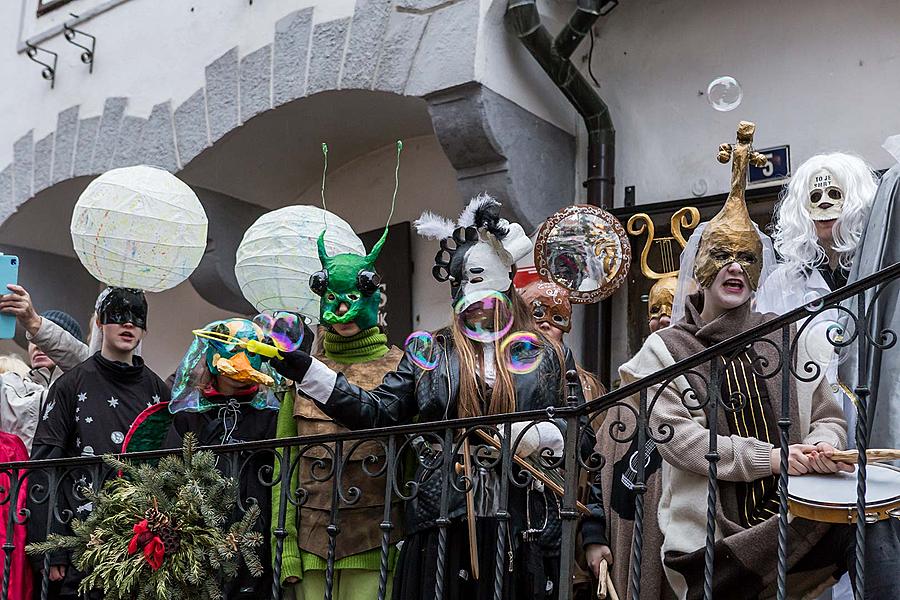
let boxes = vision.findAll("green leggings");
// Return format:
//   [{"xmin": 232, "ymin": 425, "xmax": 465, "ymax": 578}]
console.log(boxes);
[{"xmin": 293, "ymin": 569, "xmax": 392, "ymax": 600}]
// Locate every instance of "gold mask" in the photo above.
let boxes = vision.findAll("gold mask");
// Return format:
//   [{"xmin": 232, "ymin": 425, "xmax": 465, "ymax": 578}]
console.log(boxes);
[
  {"xmin": 695, "ymin": 121, "xmax": 767, "ymax": 290},
  {"xmin": 648, "ymin": 276, "xmax": 677, "ymax": 320}
]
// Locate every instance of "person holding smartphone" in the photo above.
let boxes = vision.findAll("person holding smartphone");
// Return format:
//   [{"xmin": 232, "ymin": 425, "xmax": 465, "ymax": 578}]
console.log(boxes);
[{"xmin": 0, "ymin": 284, "xmax": 89, "ymax": 451}]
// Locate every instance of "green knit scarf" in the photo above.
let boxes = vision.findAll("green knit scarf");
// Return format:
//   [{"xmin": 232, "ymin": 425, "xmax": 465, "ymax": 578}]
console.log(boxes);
[{"xmin": 322, "ymin": 327, "xmax": 389, "ymax": 364}]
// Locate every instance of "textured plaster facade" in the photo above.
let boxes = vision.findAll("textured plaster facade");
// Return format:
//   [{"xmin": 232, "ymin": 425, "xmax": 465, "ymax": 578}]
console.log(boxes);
[{"xmin": 1, "ymin": 0, "xmax": 574, "ymax": 230}]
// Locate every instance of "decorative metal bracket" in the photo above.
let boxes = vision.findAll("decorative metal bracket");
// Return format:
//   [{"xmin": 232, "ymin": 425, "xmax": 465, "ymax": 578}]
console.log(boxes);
[
  {"xmin": 24, "ymin": 43, "xmax": 58, "ymax": 89},
  {"xmin": 63, "ymin": 17, "xmax": 95, "ymax": 73}
]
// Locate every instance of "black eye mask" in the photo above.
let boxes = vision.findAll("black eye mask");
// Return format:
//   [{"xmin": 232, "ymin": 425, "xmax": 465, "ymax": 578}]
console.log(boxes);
[{"xmin": 98, "ymin": 288, "xmax": 148, "ymax": 330}]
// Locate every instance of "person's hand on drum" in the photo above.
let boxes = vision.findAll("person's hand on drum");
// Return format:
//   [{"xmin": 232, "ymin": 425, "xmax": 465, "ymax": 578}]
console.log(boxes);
[
  {"xmin": 805, "ymin": 442, "xmax": 853, "ymax": 474},
  {"xmin": 771, "ymin": 444, "xmax": 813, "ymax": 475}
]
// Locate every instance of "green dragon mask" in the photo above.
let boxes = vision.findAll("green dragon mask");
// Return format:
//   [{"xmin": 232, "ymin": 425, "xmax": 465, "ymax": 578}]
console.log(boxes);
[{"xmin": 309, "ymin": 227, "xmax": 387, "ymax": 331}]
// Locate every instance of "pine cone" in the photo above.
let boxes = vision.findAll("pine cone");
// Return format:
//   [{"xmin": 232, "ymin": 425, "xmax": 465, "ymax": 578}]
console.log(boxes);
[
  {"xmin": 145, "ymin": 506, "xmax": 170, "ymax": 531},
  {"xmin": 157, "ymin": 524, "xmax": 181, "ymax": 554}
]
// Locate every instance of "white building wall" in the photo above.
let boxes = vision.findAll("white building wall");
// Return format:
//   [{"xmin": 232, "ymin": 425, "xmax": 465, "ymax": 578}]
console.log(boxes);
[
  {"xmin": 0, "ymin": 0, "xmax": 360, "ymax": 167},
  {"xmin": 586, "ymin": 0, "xmax": 900, "ymax": 206}
]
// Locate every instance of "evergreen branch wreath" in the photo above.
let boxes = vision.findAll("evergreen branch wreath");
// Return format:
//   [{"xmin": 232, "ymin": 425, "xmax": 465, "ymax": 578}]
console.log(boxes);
[{"xmin": 27, "ymin": 433, "xmax": 263, "ymax": 600}]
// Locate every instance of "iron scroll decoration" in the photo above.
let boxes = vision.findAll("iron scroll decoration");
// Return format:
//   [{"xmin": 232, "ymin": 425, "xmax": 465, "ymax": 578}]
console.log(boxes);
[{"xmin": 534, "ymin": 204, "xmax": 631, "ymax": 303}]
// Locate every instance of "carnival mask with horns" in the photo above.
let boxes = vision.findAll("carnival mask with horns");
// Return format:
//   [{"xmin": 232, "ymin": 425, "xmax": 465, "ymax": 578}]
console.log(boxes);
[
  {"xmin": 414, "ymin": 194, "xmax": 533, "ymax": 303},
  {"xmin": 307, "ymin": 141, "xmax": 403, "ymax": 332},
  {"xmin": 309, "ymin": 230, "xmax": 384, "ymax": 331},
  {"xmin": 695, "ymin": 121, "xmax": 766, "ymax": 290}
]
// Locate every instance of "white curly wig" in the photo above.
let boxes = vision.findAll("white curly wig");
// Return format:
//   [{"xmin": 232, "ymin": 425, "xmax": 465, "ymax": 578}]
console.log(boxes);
[{"xmin": 772, "ymin": 152, "xmax": 877, "ymax": 276}]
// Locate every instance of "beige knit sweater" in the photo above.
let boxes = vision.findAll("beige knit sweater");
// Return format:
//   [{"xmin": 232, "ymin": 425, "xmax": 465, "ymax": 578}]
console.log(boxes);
[{"xmin": 619, "ymin": 328, "xmax": 847, "ymax": 600}]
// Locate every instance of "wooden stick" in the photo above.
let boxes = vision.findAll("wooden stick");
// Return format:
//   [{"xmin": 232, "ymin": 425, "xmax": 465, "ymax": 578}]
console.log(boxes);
[
  {"xmin": 462, "ymin": 437, "xmax": 480, "ymax": 580},
  {"xmin": 474, "ymin": 429, "xmax": 591, "ymax": 515},
  {"xmin": 827, "ymin": 449, "xmax": 900, "ymax": 464},
  {"xmin": 606, "ymin": 572, "xmax": 620, "ymax": 600},
  {"xmin": 597, "ymin": 560, "xmax": 608, "ymax": 599}
]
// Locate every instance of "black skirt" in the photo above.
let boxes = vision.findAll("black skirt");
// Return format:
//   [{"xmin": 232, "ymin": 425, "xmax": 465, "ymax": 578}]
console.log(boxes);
[{"xmin": 391, "ymin": 518, "xmax": 560, "ymax": 600}]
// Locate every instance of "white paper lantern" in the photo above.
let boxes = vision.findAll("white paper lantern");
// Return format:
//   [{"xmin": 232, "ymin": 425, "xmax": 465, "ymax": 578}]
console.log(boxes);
[
  {"xmin": 235, "ymin": 205, "xmax": 364, "ymax": 324},
  {"xmin": 71, "ymin": 165, "xmax": 208, "ymax": 292}
]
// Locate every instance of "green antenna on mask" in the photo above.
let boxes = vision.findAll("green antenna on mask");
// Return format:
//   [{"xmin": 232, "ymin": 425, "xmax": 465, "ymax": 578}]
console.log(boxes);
[{"xmin": 365, "ymin": 140, "xmax": 403, "ymax": 262}]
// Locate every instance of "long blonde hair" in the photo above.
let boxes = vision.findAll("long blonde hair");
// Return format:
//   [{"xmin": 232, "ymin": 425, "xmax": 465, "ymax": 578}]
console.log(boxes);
[
  {"xmin": 0, "ymin": 354, "xmax": 30, "ymax": 378},
  {"xmin": 450, "ymin": 289, "xmax": 565, "ymax": 418}
]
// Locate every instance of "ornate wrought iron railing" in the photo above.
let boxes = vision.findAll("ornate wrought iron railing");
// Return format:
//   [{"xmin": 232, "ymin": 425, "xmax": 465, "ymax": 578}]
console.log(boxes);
[{"xmin": 3, "ymin": 261, "xmax": 899, "ymax": 600}]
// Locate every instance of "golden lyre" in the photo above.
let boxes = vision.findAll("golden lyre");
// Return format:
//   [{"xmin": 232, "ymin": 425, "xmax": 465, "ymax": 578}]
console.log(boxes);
[
  {"xmin": 191, "ymin": 328, "xmax": 283, "ymax": 360},
  {"xmin": 627, "ymin": 207, "xmax": 701, "ymax": 320}
]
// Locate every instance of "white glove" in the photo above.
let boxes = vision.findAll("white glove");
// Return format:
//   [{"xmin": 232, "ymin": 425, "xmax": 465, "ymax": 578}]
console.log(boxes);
[{"xmin": 507, "ymin": 421, "xmax": 563, "ymax": 458}]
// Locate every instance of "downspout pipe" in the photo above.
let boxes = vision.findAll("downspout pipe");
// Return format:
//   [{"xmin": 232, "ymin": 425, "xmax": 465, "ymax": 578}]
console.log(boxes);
[
  {"xmin": 507, "ymin": 0, "xmax": 615, "ymax": 386},
  {"xmin": 507, "ymin": 0, "xmax": 615, "ymax": 208}
]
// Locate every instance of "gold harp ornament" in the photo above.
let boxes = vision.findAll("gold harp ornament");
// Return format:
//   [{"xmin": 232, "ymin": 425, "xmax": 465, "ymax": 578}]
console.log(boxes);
[{"xmin": 627, "ymin": 207, "xmax": 700, "ymax": 320}]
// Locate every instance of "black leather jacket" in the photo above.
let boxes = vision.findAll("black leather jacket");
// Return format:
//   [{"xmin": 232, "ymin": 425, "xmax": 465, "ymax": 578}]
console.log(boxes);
[{"xmin": 311, "ymin": 332, "xmax": 607, "ymax": 547}]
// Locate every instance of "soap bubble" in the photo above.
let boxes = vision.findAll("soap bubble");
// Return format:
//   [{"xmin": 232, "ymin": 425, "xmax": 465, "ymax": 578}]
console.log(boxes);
[
  {"xmin": 454, "ymin": 291, "xmax": 514, "ymax": 343},
  {"xmin": 404, "ymin": 331, "xmax": 439, "ymax": 370},
  {"xmin": 802, "ymin": 290, "xmax": 825, "ymax": 313},
  {"xmin": 253, "ymin": 311, "xmax": 305, "ymax": 352},
  {"xmin": 500, "ymin": 331, "xmax": 544, "ymax": 374},
  {"xmin": 706, "ymin": 76, "xmax": 743, "ymax": 112}
]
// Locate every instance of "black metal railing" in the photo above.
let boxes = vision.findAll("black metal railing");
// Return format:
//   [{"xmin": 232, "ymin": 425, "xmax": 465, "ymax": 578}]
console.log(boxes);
[{"xmin": 3, "ymin": 261, "xmax": 899, "ymax": 600}]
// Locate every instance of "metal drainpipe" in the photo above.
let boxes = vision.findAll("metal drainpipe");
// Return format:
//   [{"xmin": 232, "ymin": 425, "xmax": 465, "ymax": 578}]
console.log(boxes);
[{"xmin": 507, "ymin": 0, "xmax": 616, "ymax": 388}]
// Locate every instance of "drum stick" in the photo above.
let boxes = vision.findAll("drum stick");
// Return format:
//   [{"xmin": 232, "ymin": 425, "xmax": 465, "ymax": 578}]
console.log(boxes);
[
  {"xmin": 827, "ymin": 449, "xmax": 900, "ymax": 464},
  {"xmin": 598, "ymin": 560, "xmax": 608, "ymax": 599},
  {"xmin": 607, "ymin": 572, "xmax": 620, "ymax": 600}
]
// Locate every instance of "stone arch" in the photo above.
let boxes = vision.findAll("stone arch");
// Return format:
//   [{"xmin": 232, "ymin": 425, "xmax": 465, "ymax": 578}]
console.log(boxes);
[{"xmin": 0, "ymin": 0, "xmax": 575, "ymax": 232}]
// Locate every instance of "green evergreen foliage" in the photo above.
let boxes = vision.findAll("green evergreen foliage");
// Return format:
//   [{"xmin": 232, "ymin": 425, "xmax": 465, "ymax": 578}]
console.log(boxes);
[{"xmin": 27, "ymin": 433, "xmax": 263, "ymax": 600}]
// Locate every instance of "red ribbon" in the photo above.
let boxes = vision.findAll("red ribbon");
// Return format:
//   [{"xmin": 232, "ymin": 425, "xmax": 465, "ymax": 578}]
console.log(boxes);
[{"xmin": 127, "ymin": 519, "xmax": 166, "ymax": 571}]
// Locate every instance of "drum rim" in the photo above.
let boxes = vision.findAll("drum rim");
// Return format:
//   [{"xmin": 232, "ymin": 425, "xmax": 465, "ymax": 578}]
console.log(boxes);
[{"xmin": 787, "ymin": 463, "xmax": 900, "ymax": 508}]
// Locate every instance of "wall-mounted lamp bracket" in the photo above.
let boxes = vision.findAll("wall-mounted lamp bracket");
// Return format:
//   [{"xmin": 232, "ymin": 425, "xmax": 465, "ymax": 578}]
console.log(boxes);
[
  {"xmin": 24, "ymin": 42, "xmax": 58, "ymax": 89},
  {"xmin": 63, "ymin": 17, "xmax": 96, "ymax": 73}
]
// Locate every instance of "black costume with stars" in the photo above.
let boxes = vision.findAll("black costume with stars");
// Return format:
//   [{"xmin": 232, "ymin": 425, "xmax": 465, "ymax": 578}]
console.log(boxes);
[
  {"xmin": 33, "ymin": 353, "xmax": 169, "ymax": 458},
  {"xmin": 28, "ymin": 352, "xmax": 170, "ymax": 598}
]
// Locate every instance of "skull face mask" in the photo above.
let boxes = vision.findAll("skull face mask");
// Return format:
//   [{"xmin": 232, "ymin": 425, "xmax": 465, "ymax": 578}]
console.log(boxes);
[
  {"xmin": 418, "ymin": 195, "xmax": 533, "ymax": 306},
  {"xmin": 309, "ymin": 230, "xmax": 384, "ymax": 331},
  {"xmin": 807, "ymin": 169, "xmax": 844, "ymax": 221},
  {"xmin": 694, "ymin": 196, "xmax": 764, "ymax": 290}
]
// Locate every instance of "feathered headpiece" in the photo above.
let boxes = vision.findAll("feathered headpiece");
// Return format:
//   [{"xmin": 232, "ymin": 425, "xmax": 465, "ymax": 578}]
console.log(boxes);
[{"xmin": 414, "ymin": 194, "xmax": 532, "ymax": 301}]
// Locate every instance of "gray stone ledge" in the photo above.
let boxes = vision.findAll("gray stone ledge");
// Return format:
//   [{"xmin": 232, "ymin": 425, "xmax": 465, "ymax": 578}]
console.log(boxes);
[
  {"xmin": 52, "ymin": 106, "xmax": 80, "ymax": 184},
  {"xmin": 405, "ymin": 0, "xmax": 477, "ymax": 97},
  {"xmin": 0, "ymin": 166, "xmax": 13, "ymax": 220},
  {"xmin": 13, "ymin": 132, "xmax": 34, "ymax": 207},
  {"xmin": 307, "ymin": 18, "xmax": 350, "ymax": 95},
  {"xmin": 240, "ymin": 44, "xmax": 273, "ymax": 122},
  {"xmin": 373, "ymin": 11, "xmax": 429, "ymax": 94},
  {"xmin": 206, "ymin": 48, "xmax": 240, "ymax": 144},
  {"xmin": 110, "ymin": 115, "xmax": 147, "ymax": 169},
  {"xmin": 140, "ymin": 102, "xmax": 179, "ymax": 173},
  {"xmin": 273, "ymin": 8, "xmax": 314, "ymax": 106},
  {"xmin": 33, "ymin": 133, "xmax": 54, "ymax": 194},
  {"xmin": 341, "ymin": 0, "xmax": 392, "ymax": 90},
  {"xmin": 174, "ymin": 88, "xmax": 210, "ymax": 167},
  {"xmin": 72, "ymin": 117, "xmax": 101, "ymax": 177},
  {"xmin": 91, "ymin": 97, "xmax": 128, "ymax": 173}
]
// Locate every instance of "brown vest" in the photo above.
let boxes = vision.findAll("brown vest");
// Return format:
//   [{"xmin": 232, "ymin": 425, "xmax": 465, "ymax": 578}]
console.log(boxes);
[{"xmin": 293, "ymin": 346, "xmax": 404, "ymax": 560}]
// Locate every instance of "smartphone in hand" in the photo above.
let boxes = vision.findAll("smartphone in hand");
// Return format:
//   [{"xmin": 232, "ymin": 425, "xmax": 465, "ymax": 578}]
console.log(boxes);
[{"xmin": 0, "ymin": 256, "xmax": 19, "ymax": 339}]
